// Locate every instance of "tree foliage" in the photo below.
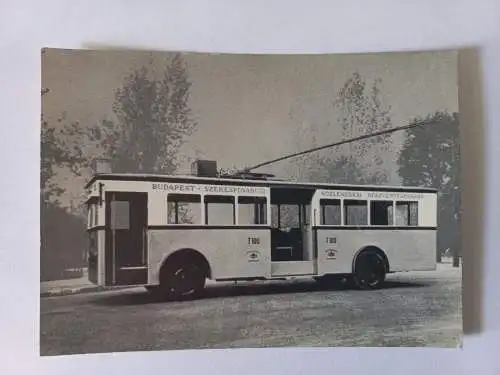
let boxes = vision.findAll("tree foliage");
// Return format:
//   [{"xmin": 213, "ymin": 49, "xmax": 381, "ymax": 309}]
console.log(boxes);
[
  {"xmin": 41, "ymin": 108, "xmax": 91, "ymax": 280},
  {"xmin": 41, "ymin": 113, "xmax": 92, "ymax": 202},
  {"xmin": 329, "ymin": 72, "xmax": 393, "ymax": 184},
  {"xmin": 92, "ymin": 53, "xmax": 197, "ymax": 174},
  {"xmin": 397, "ymin": 111, "xmax": 461, "ymax": 255},
  {"xmin": 293, "ymin": 72, "xmax": 393, "ymax": 185}
]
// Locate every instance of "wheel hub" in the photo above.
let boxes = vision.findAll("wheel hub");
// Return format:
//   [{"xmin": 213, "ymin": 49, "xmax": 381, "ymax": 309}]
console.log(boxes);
[{"xmin": 355, "ymin": 252, "xmax": 386, "ymax": 288}]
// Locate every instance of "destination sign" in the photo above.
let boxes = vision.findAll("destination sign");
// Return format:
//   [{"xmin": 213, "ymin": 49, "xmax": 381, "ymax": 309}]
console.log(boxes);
[
  {"xmin": 366, "ymin": 191, "xmax": 425, "ymax": 200},
  {"xmin": 319, "ymin": 189, "xmax": 425, "ymax": 200},
  {"xmin": 151, "ymin": 183, "xmax": 266, "ymax": 195},
  {"xmin": 320, "ymin": 190, "xmax": 362, "ymax": 199}
]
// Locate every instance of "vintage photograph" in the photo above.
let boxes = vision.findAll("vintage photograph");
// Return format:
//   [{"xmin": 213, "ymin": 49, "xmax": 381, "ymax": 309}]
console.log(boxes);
[{"xmin": 40, "ymin": 48, "xmax": 462, "ymax": 355}]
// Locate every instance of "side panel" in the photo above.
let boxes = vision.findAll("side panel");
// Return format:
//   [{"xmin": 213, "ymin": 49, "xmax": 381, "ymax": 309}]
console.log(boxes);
[
  {"xmin": 147, "ymin": 228, "xmax": 271, "ymax": 284},
  {"xmin": 87, "ymin": 229, "xmax": 99, "ymax": 284},
  {"xmin": 271, "ymin": 261, "xmax": 314, "ymax": 276},
  {"xmin": 315, "ymin": 229, "xmax": 437, "ymax": 275},
  {"xmin": 87, "ymin": 228, "xmax": 106, "ymax": 286},
  {"xmin": 97, "ymin": 229, "xmax": 106, "ymax": 285}
]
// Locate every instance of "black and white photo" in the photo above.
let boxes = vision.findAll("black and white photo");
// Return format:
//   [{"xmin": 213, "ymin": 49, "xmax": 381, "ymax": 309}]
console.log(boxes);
[{"xmin": 40, "ymin": 48, "xmax": 462, "ymax": 355}]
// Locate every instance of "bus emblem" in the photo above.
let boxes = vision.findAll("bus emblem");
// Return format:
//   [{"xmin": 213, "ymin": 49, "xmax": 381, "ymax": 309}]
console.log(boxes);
[
  {"xmin": 247, "ymin": 250, "xmax": 260, "ymax": 262},
  {"xmin": 325, "ymin": 249, "xmax": 338, "ymax": 259}
]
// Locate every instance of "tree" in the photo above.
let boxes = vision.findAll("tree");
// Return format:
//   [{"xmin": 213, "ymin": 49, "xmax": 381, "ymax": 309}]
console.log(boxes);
[
  {"xmin": 41, "ymin": 88, "xmax": 92, "ymax": 280},
  {"xmin": 93, "ymin": 53, "xmax": 197, "ymax": 175},
  {"xmin": 329, "ymin": 72, "xmax": 394, "ymax": 184},
  {"xmin": 41, "ymin": 114, "xmax": 62, "ymax": 195},
  {"xmin": 320, "ymin": 154, "xmax": 369, "ymax": 184},
  {"xmin": 41, "ymin": 52, "xmax": 91, "ymax": 203},
  {"xmin": 397, "ymin": 111, "xmax": 461, "ymax": 262},
  {"xmin": 41, "ymin": 88, "xmax": 62, "ymax": 198},
  {"xmin": 41, "ymin": 112, "xmax": 94, "ymax": 204},
  {"xmin": 292, "ymin": 72, "xmax": 394, "ymax": 185}
]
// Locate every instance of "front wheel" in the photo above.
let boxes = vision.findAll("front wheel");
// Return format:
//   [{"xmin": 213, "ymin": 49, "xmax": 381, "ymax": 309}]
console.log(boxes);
[
  {"xmin": 352, "ymin": 251, "xmax": 387, "ymax": 290},
  {"xmin": 160, "ymin": 259, "xmax": 206, "ymax": 300}
]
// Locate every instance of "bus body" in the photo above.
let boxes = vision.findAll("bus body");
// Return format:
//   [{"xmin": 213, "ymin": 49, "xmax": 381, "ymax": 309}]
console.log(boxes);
[{"xmin": 85, "ymin": 171, "xmax": 437, "ymax": 297}]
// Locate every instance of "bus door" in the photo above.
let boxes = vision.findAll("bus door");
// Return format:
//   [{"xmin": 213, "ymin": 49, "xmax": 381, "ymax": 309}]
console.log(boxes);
[
  {"xmin": 270, "ymin": 187, "xmax": 315, "ymax": 263},
  {"xmin": 105, "ymin": 192, "xmax": 148, "ymax": 286}
]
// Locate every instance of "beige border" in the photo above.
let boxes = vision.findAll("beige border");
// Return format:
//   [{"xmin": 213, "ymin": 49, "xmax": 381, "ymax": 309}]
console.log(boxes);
[{"xmin": 458, "ymin": 48, "xmax": 484, "ymax": 334}]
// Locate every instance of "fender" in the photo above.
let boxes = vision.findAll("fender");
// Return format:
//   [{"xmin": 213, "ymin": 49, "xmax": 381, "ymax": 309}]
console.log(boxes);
[
  {"xmin": 352, "ymin": 245, "xmax": 390, "ymax": 273},
  {"xmin": 158, "ymin": 248, "xmax": 212, "ymax": 279}
]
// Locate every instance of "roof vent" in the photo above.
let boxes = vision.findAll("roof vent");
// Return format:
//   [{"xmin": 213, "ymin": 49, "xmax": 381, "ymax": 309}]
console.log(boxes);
[{"xmin": 190, "ymin": 159, "xmax": 218, "ymax": 177}]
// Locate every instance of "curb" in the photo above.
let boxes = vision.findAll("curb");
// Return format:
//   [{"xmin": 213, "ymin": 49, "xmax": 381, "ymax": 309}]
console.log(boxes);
[{"xmin": 40, "ymin": 285, "xmax": 132, "ymax": 298}]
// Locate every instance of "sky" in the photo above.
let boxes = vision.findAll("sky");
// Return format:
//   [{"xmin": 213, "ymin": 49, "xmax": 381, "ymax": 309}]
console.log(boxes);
[{"xmin": 41, "ymin": 48, "xmax": 458, "ymax": 211}]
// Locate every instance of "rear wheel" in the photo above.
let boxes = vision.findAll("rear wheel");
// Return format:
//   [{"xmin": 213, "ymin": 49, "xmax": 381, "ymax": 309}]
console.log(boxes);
[
  {"xmin": 353, "ymin": 250, "xmax": 387, "ymax": 290},
  {"xmin": 160, "ymin": 258, "xmax": 206, "ymax": 300}
]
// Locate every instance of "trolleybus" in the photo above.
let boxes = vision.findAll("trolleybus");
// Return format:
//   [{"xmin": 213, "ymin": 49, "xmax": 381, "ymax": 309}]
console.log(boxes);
[{"xmin": 85, "ymin": 160, "xmax": 437, "ymax": 299}]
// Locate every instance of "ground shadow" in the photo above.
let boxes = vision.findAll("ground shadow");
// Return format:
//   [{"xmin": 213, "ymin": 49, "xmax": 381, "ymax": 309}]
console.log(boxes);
[{"xmin": 91, "ymin": 278, "xmax": 430, "ymax": 307}]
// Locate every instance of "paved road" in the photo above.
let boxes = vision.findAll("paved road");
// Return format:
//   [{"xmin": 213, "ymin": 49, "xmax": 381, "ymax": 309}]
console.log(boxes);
[{"xmin": 40, "ymin": 264, "xmax": 462, "ymax": 355}]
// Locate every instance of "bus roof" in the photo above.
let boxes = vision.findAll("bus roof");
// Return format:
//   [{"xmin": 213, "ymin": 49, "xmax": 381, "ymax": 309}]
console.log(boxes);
[{"xmin": 85, "ymin": 172, "xmax": 438, "ymax": 194}]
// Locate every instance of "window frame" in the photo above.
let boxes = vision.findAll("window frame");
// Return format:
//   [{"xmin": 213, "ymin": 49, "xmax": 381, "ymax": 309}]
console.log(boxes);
[
  {"xmin": 395, "ymin": 200, "xmax": 419, "ymax": 227},
  {"xmin": 237, "ymin": 196, "xmax": 268, "ymax": 226},
  {"xmin": 110, "ymin": 200, "xmax": 131, "ymax": 230},
  {"xmin": 343, "ymin": 199, "xmax": 369, "ymax": 226},
  {"xmin": 319, "ymin": 198, "xmax": 342, "ymax": 226},
  {"xmin": 166, "ymin": 193, "xmax": 202, "ymax": 225},
  {"xmin": 369, "ymin": 200, "xmax": 394, "ymax": 226},
  {"xmin": 271, "ymin": 203, "xmax": 302, "ymax": 230},
  {"xmin": 204, "ymin": 195, "xmax": 236, "ymax": 226}
]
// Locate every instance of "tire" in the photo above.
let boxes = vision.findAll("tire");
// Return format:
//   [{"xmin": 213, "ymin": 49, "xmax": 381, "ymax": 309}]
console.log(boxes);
[
  {"xmin": 160, "ymin": 257, "xmax": 206, "ymax": 300},
  {"xmin": 352, "ymin": 250, "xmax": 387, "ymax": 290}
]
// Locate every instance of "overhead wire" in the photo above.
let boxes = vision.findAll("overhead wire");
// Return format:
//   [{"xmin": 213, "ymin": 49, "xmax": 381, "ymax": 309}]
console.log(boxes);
[{"xmin": 234, "ymin": 119, "xmax": 432, "ymax": 175}]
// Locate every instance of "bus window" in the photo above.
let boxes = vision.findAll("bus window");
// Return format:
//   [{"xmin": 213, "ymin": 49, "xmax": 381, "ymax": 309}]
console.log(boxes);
[
  {"xmin": 279, "ymin": 204, "xmax": 300, "ymax": 230},
  {"xmin": 270, "ymin": 204, "xmax": 300, "ymax": 229},
  {"xmin": 344, "ymin": 200, "xmax": 368, "ymax": 226},
  {"xmin": 110, "ymin": 201, "xmax": 130, "ymax": 229},
  {"xmin": 205, "ymin": 195, "xmax": 235, "ymax": 225},
  {"xmin": 167, "ymin": 194, "xmax": 201, "ymax": 224},
  {"xmin": 395, "ymin": 201, "xmax": 418, "ymax": 226},
  {"xmin": 370, "ymin": 200, "xmax": 394, "ymax": 226},
  {"xmin": 320, "ymin": 199, "xmax": 341, "ymax": 225},
  {"xmin": 238, "ymin": 196, "xmax": 267, "ymax": 225}
]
